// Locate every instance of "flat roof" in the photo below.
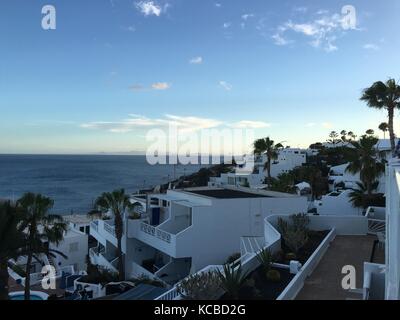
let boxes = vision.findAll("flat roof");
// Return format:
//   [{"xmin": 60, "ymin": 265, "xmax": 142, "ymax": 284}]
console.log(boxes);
[{"xmin": 186, "ymin": 189, "xmax": 269, "ymax": 199}]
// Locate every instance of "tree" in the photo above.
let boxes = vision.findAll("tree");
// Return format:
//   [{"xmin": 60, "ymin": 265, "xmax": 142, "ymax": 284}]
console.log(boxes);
[
  {"xmin": 378, "ymin": 122, "xmax": 389, "ymax": 139},
  {"xmin": 0, "ymin": 201, "xmax": 26, "ymax": 300},
  {"xmin": 93, "ymin": 189, "xmax": 134, "ymax": 281},
  {"xmin": 346, "ymin": 135, "xmax": 386, "ymax": 196},
  {"xmin": 348, "ymin": 182, "xmax": 383, "ymax": 209},
  {"xmin": 253, "ymin": 137, "xmax": 283, "ymax": 186},
  {"xmin": 327, "ymin": 131, "xmax": 342, "ymax": 145},
  {"xmin": 17, "ymin": 193, "xmax": 67, "ymax": 300},
  {"xmin": 292, "ymin": 166, "xmax": 327, "ymax": 200},
  {"xmin": 361, "ymin": 79, "xmax": 400, "ymax": 153}
]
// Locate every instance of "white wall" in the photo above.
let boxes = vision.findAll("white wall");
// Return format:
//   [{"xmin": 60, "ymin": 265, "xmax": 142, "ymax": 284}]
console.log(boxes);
[
  {"xmin": 51, "ymin": 229, "xmax": 88, "ymax": 272},
  {"xmin": 175, "ymin": 195, "xmax": 308, "ymax": 273},
  {"xmin": 315, "ymin": 189, "xmax": 363, "ymax": 216}
]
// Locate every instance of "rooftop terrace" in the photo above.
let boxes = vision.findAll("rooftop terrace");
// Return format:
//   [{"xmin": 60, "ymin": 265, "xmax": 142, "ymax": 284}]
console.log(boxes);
[
  {"xmin": 186, "ymin": 188, "xmax": 269, "ymax": 199},
  {"xmin": 296, "ymin": 235, "xmax": 384, "ymax": 300}
]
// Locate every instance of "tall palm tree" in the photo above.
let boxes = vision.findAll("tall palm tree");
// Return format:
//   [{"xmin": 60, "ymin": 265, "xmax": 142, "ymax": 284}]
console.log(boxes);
[
  {"xmin": 93, "ymin": 189, "xmax": 134, "ymax": 281},
  {"xmin": 17, "ymin": 193, "xmax": 67, "ymax": 300},
  {"xmin": 361, "ymin": 79, "xmax": 400, "ymax": 153},
  {"xmin": 0, "ymin": 201, "xmax": 26, "ymax": 300},
  {"xmin": 346, "ymin": 135, "xmax": 386, "ymax": 196},
  {"xmin": 253, "ymin": 137, "xmax": 283, "ymax": 185},
  {"xmin": 378, "ymin": 122, "xmax": 389, "ymax": 139}
]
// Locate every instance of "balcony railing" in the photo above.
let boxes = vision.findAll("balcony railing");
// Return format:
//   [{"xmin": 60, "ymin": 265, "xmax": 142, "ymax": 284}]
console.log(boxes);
[
  {"xmin": 140, "ymin": 222, "xmax": 172, "ymax": 244},
  {"xmin": 104, "ymin": 221, "xmax": 116, "ymax": 237},
  {"xmin": 90, "ymin": 221, "xmax": 99, "ymax": 232}
]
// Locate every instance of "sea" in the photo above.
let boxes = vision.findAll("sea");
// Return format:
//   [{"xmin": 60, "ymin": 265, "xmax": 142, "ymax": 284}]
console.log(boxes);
[{"xmin": 0, "ymin": 155, "xmax": 206, "ymax": 215}]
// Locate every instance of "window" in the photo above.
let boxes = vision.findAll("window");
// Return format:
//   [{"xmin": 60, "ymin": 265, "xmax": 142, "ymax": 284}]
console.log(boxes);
[{"xmin": 69, "ymin": 242, "xmax": 79, "ymax": 253}]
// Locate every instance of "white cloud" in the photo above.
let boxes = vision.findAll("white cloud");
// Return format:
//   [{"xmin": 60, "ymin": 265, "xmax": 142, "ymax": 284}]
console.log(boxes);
[
  {"xmin": 135, "ymin": 1, "xmax": 163, "ymax": 17},
  {"xmin": 230, "ymin": 121, "xmax": 270, "ymax": 129},
  {"xmin": 81, "ymin": 114, "xmax": 222, "ymax": 134},
  {"xmin": 293, "ymin": 7, "xmax": 308, "ymax": 13},
  {"xmin": 223, "ymin": 22, "xmax": 232, "ymax": 29},
  {"xmin": 273, "ymin": 12, "xmax": 358, "ymax": 52},
  {"xmin": 219, "ymin": 81, "xmax": 232, "ymax": 91},
  {"xmin": 322, "ymin": 122, "xmax": 333, "ymax": 129},
  {"xmin": 189, "ymin": 56, "xmax": 203, "ymax": 64},
  {"xmin": 242, "ymin": 14, "xmax": 254, "ymax": 21},
  {"xmin": 363, "ymin": 43, "xmax": 380, "ymax": 51},
  {"xmin": 151, "ymin": 82, "xmax": 171, "ymax": 90}
]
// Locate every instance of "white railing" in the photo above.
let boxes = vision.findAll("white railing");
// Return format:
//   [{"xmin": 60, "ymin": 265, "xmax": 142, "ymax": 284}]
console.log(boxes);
[
  {"xmin": 140, "ymin": 222, "xmax": 173, "ymax": 244},
  {"xmin": 155, "ymin": 216, "xmax": 281, "ymax": 301},
  {"xmin": 277, "ymin": 228, "xmax": 336, "ymax": 300},
  {"xmin": 155, "ymin": 265, "xmax": 222, "ymax": 301},
  {"xmin": 365, "ymin": 207, "xmax": 385, "ymax": 235},
  {"xmin": 90, "ymin": 220, "xmax": 98, "ymax": 232},
  {"xmin": 104, "ymin": 221, "xmax": 116, "ymax": 237}
]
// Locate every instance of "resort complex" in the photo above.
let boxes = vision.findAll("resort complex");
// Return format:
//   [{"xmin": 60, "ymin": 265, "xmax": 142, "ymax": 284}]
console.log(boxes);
[{"xmin": 2, "ymin": 2, "xmax": 400, "ymax": 312}]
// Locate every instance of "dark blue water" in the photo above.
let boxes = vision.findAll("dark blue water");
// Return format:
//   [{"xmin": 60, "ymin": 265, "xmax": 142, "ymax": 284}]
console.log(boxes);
[{"xmin": 0, "ymin": 155, "xmax": 204, "ymax": 214}]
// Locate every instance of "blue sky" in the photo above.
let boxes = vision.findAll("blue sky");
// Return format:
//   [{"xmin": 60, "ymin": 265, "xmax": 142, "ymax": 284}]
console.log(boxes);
[{"xmin": 1, "ymin": 0, "xmax": 400, "ymax": 154}]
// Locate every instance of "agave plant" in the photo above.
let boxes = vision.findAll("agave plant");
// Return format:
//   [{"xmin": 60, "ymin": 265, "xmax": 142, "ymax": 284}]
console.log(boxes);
[
  {"xmin": 256, "ymin": 248, "xmax": 273, "ymax": 272},
  {"xmin": 217, "ymin": 264, "xmax": 248, "ymax": 300}
]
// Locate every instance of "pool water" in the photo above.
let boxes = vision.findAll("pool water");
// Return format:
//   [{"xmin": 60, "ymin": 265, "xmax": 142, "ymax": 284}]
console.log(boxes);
[{"xmin": 10, "ymin": 294, "xmax": 44, "ymax": 300}]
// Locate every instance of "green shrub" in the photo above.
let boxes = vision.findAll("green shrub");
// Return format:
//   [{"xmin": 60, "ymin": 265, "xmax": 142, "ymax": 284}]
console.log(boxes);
[
  {"xmin": 177, "ymin": 271, "xmax": 222, "ymax": 300},
  {"xmin": 266, "ymin": 269, "xmax": 281, "ymax": 282},
  {"xmin": 285, "ymin": 253, "xmax": 297, "ymax": 261},
  {"xmin": 217, "ymin": 264, "xmax": 248, "ymax": 300},
  {"xmin": 129, "ymin": 212, "xmax": 141, "ymax": 220},
  {"xmin": 225, "ymin": 253, "xmax": 241, "ymax": 265},
  {"xmin": 256, "ymin": 249, "xmax": 273, "ymax": 272},
  {"xmin": 290, "ymin": 213, "xmax": 310, "ymax": 232}
]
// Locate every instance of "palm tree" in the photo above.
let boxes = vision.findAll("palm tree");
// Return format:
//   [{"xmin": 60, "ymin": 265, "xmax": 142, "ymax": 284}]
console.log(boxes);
[
  {"xmin": 292, "ymin": 166, "xmax": 326, "ymax": 200},
  {"xmin": 361, "ymin": 79, "xmax": 400, "ymax": 153},
  {"xmin": 253, "ymin": 137, "xmax": 283, "ymax": 186},
  {"xmin": 0, "ymin": 201, "xmax": 26, "ymax": 300},
  {"xmin": 93, "ymin": 189, "xmax": 134, "ymax": 281},
  {"xmin": 349, "ymin": 181, "xmax": 380, "ymax": 209},
  {"xmin": 17, "ymin": 193, "xmax": 67, "ymax": 300},
  {"xmin": 378, "ymin": 122, "xmax": 389, "ymax": 139},
  {"xmin": 346, "ymin": 135, "xmax": 386, "ymax": 196}
]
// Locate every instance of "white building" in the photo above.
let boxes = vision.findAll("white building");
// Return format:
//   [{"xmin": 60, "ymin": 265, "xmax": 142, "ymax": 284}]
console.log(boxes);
[
  {"xmin": 89, "ymin": 186, "xmax": 308, "ymax": 285},
  {"xmin": 209, "ymin": 148, "xmax": 307, "ymax": 188},
  {"xmin": 365, "ymin": 160, "xmax": 400, "ymax": 300},
  {"xmin": 313, "ymin": 189, "xmax": 363, "ymax": 216}
]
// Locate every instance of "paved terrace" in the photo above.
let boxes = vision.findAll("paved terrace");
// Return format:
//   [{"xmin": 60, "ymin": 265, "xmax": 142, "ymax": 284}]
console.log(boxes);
[{"xmin": 296, "ymin": 235, "xmax": 384, "ymax": 300}]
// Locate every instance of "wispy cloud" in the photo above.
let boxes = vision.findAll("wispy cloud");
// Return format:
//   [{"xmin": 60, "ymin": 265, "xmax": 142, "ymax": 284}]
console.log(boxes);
[
  {"xmin": 273, "ymin": 11, "xmax": 358, "ymax": 52},
  {"xmin": 151, "ymin": 82, "xmax": 171, "ymax": 90},
  {"xmin": 129, "ymin": 82, "xmax": 171, "ymax": 91},
  {"xmin": 363, "ymin": 43, "xmax": 380, "ymax": 51},
  {"xmin": 135, "ymin": 1, "xmax": 164, "ymax": 17},
  {"xmin": 223, "ymin": 22, "xmax": 232, "ymax": 29},
  {"xmin": 82, "ymin": 114, "xmax": 270, "ymax": 134},
  {"xmin": 242, "ymin": 14, "xmax": 254, "ymax": 21},
  {"xmin": 81, "ymin": 114, "xmax": 222, "ymax": 133},
  {"xmin": 189, "ymin": 56, "xmax": 203, "ymax": 64},
  {"xmin": 219, "ymin": 81, "xmax": 232, "ymax": 91},
  {"xmin": 215, "ymin": 3, "xmax": 221, "ymax": 8},
  {"xmin": 230, "ymin": 121, "xmax": 270, "ymax": 129}
]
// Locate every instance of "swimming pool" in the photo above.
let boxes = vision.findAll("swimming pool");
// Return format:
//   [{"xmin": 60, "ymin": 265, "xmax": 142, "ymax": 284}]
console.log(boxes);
[{"xmin": 9, "ymin": 291, "xmax": 49, "ymax": 300}]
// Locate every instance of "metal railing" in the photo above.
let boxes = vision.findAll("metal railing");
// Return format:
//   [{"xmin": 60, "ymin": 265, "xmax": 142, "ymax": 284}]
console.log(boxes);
[{"xmin": 365, "ymin": 207, "xmax": 385, "ymax": 235}]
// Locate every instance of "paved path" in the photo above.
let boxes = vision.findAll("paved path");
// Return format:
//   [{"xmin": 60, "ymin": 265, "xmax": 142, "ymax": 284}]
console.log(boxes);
[{"xmin": 296, "ymin": 235, "xmax": 384, "ymax": 300}]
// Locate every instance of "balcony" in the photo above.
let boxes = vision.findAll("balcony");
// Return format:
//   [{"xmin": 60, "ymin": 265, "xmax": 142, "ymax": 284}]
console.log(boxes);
[
  {"xmin": 89, "ymin": 246, "xmax": 119, "ymax": 273},
  {"xmin": 90, "ymin": 219, "xmax": 118, "ymax": 247}
]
